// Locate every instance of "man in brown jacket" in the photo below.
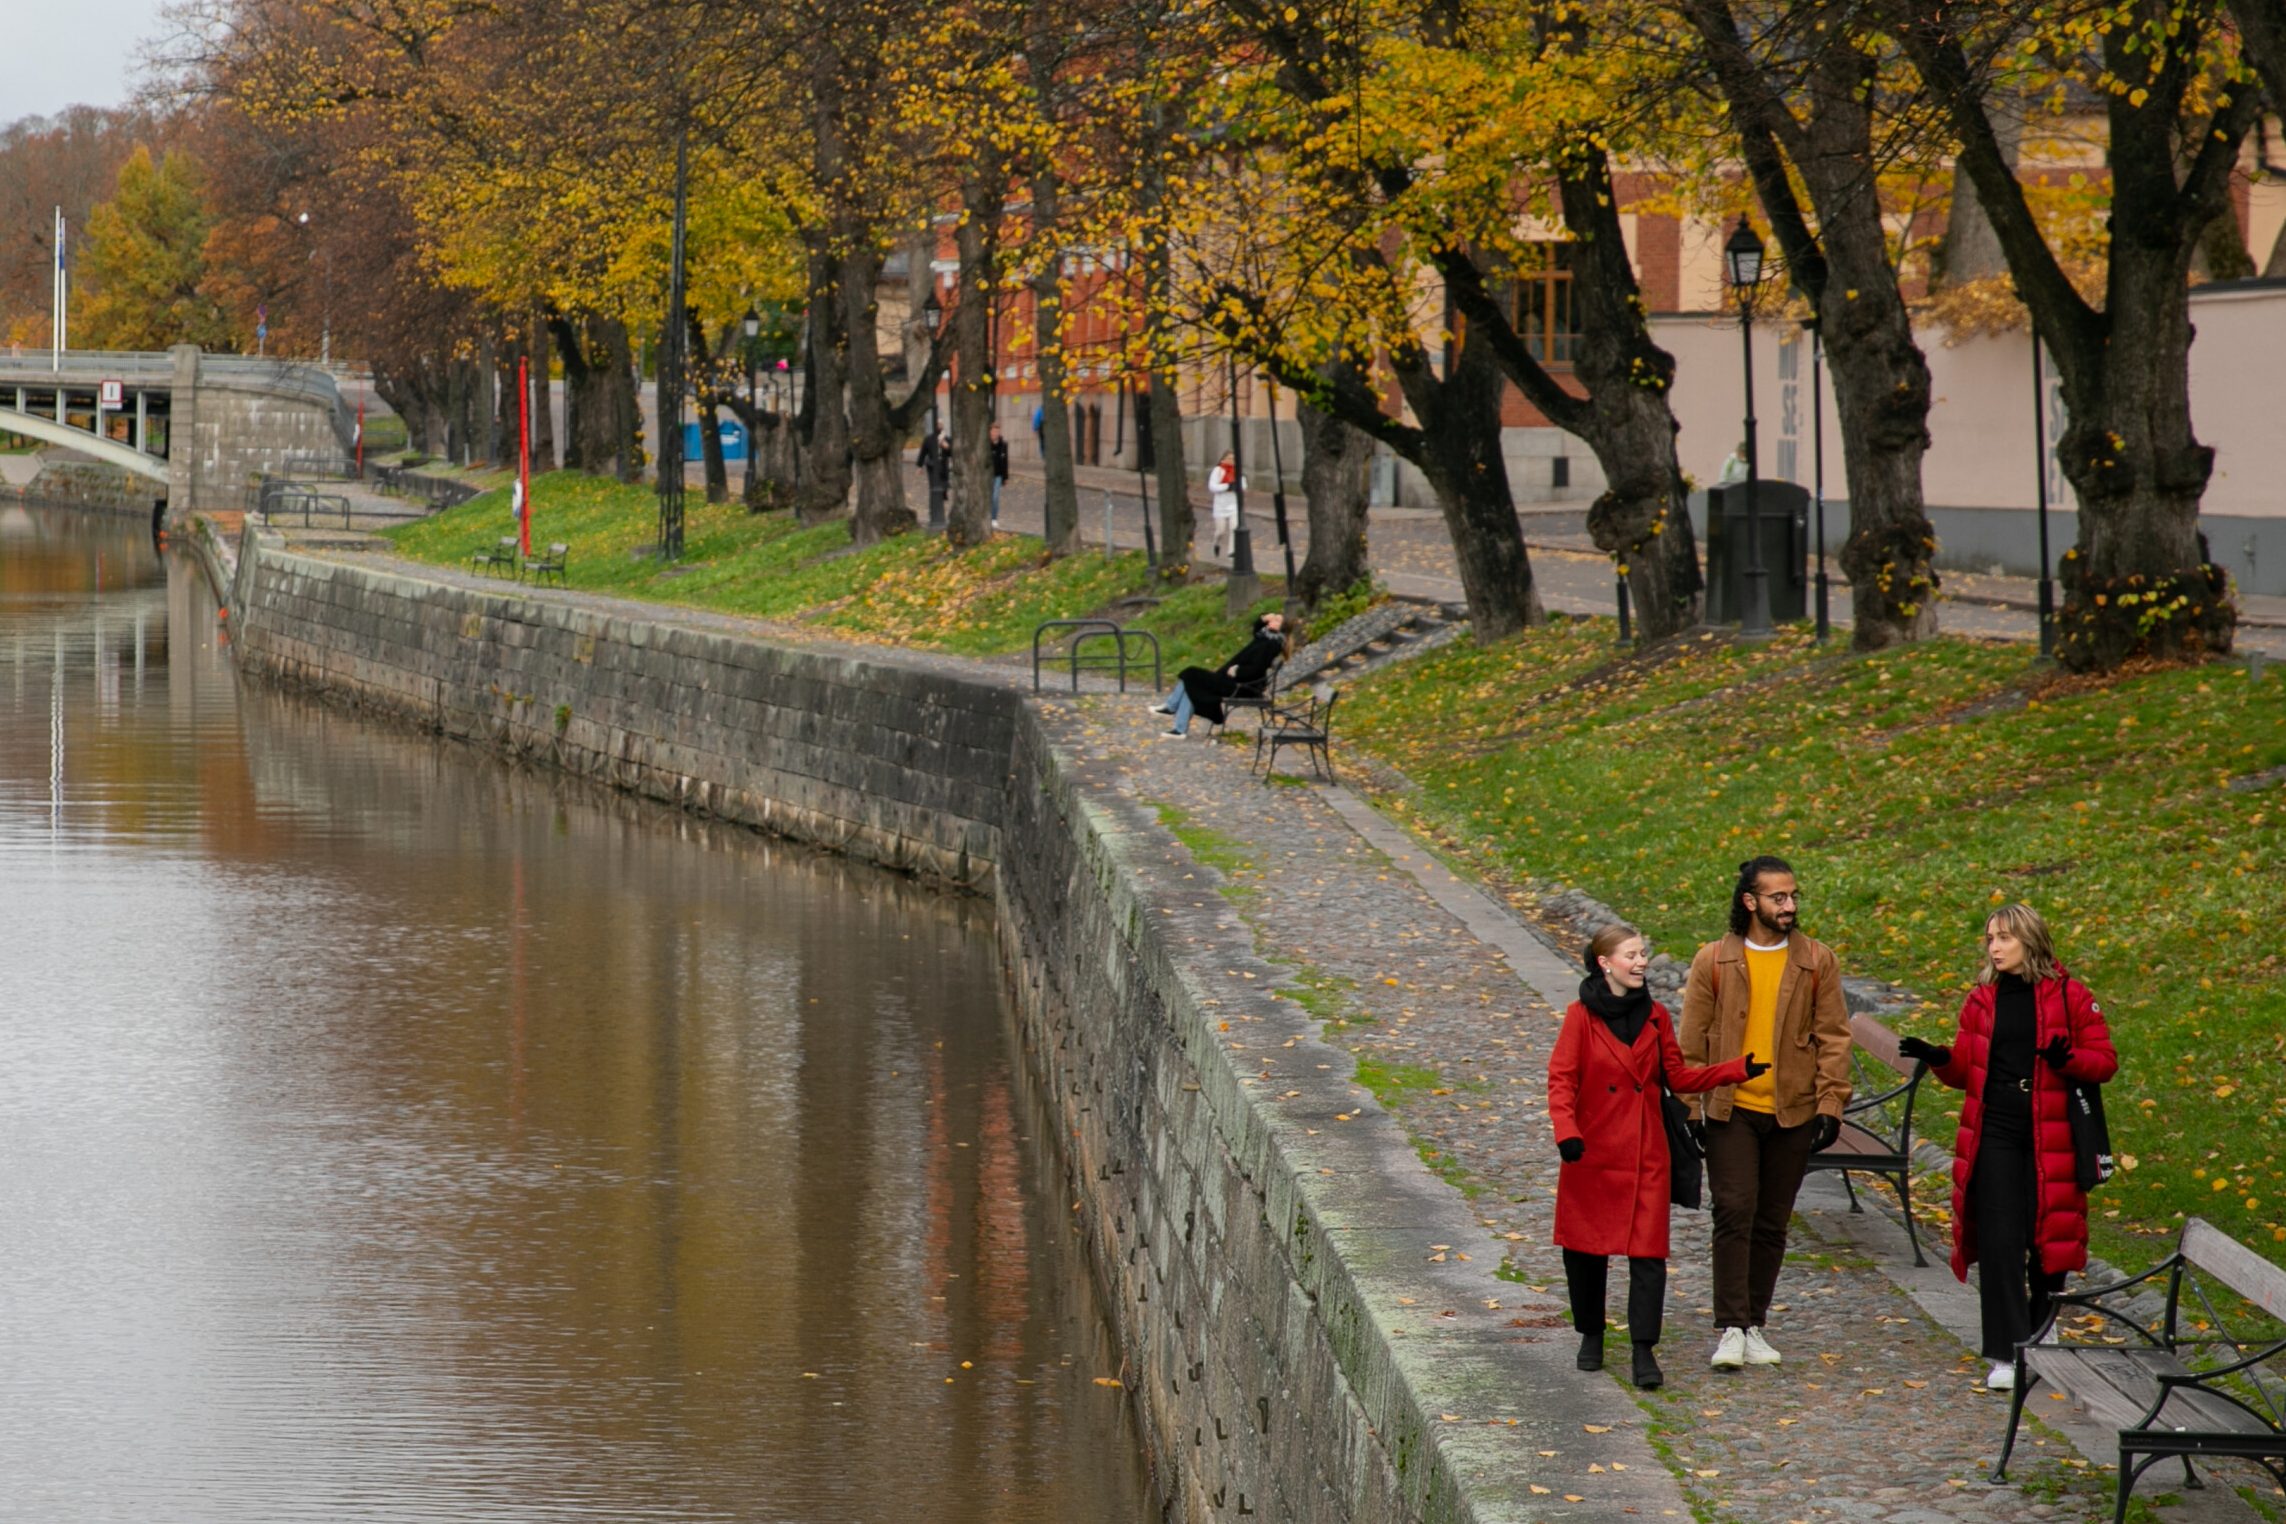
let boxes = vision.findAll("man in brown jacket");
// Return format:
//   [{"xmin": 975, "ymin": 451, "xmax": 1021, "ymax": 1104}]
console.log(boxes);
[{"xmin": 1680, "ymin": 855, "xmax": 1853, "ymax": 1371}]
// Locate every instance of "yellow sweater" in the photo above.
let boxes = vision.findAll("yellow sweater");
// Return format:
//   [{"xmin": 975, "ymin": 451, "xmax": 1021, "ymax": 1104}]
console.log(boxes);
[{"xmin": 1733, "ymin": 941, "xmax": 1790, "ymax": 1112}]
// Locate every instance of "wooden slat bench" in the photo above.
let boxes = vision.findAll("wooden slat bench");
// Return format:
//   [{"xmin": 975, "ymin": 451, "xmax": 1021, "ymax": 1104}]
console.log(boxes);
[
  {"xmin": 1994, "ymin": 1217, "xmax": 2286, "ymax": 1520},
  {"xmin": 1802, "ymin": 1011, "xmax": 1930, "ymax": 1266}
]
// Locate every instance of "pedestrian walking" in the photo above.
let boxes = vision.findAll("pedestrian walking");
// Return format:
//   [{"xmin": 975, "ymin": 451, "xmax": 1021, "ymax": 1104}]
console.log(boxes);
[
  {"xmin": 1680, "ymin": 855, "xmax": 1853, "ymax": 1371},
  {"xmin": 1716, "ymin": 441, "xmax": 1750, "ymax": 486},
  {"xmin": 1897, "ymin": 903, "xmax": 2118, "ymax": 1391},
  {"xmin": 1151, "ymin": 612, "xmax": 1285, "ymax": 738},
  {"xmin": 1550, "ymin": 923, "xmax": 1764, "ymax": 1390},
  {"xmin": 917, "ymin": 427, "xmax": 952, "ymax": 528},
  {"xmin": 1208, "ymin": 451, "xmax": 1242, "ymax": 559},
  {"xmin": 989, "ymin": 422, "xmax": 1009, "ymax": 526}
]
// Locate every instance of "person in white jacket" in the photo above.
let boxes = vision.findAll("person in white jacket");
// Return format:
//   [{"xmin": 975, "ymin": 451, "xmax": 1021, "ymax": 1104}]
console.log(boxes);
[{"xmin": 1208, "ymin": 451, "xmax": 1242, "ymax": 559}]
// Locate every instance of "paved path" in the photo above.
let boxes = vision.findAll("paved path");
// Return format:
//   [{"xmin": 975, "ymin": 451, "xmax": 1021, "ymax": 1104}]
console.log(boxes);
[
  {"xmin": 1078, "ymin": 696, "xmax": 2273, "ymax": 1523},
  {"xmin": 938, "ymin": 458, "xmax": 2286, "ymax": 658}
]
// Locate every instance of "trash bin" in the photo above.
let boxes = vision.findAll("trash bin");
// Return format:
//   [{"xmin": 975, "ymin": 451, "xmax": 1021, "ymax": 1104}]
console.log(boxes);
[{"xmin": 1704, "ymin": 480, "xmax": 1809, "ymax": 625}]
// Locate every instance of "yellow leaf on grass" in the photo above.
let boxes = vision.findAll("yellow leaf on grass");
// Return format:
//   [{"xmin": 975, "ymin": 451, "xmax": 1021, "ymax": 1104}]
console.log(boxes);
[{"xmin": 1094, "ymin": 1377, "xmax": 1124, "ymax": 1387}]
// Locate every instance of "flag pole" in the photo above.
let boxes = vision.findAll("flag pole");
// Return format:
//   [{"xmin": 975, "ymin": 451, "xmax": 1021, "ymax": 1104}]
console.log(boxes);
[{"xmin": 518, "ymin": 353, "xmax": 532, "ymax": 556}]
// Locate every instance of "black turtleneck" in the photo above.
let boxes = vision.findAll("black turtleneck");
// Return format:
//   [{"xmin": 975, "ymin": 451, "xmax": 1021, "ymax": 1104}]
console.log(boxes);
[
  {"xmin": 1984, "ymin": 972, "xmax": 2037, "ymax": 1119},
  {"xmin": 1578, "ymin": 974, "xmax": 1652, "ymax": 1048}
]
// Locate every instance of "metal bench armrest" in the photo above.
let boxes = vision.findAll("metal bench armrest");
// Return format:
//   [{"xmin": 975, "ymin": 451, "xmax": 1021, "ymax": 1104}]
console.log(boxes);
[{"xmin": 2155, "ymin": 1332, "xmax": 2286, "ymax": 1385}]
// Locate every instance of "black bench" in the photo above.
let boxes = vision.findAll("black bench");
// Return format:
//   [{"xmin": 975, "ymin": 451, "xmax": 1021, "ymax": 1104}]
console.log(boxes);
[
  {"xmin": 1803, "ymin": 1012, "xmax": 1930, "ymax": 1266},
  {"xmin": 1994, "ymin": 1217, "xmax": 2286, "ymax": 1519},
  {"xmin": 471, "ymin": 536, "xmax": 520, "ymax": 577},
  {"xmin": 1211, "ymin": 654, "xmax": 1284, "ymax": 735},
  {"xmin": 523, "ymin": 541, "xmax": 569, "ymax": 585},
  {"xmin": 1252, "ymin": 688, "xmax": 1340, "ymax": 781}
]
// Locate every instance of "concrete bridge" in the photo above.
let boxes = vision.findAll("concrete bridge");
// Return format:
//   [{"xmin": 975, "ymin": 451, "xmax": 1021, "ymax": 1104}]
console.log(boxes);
[{"xmin": 0, "ymin": 347, "xmax": 353, "ymax": 517}]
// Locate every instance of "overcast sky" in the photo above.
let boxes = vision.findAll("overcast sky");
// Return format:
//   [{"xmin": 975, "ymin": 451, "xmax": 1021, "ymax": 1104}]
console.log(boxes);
[{"xmin": 0, "ymin": 0, "xmax": 177, "ymax": 123}]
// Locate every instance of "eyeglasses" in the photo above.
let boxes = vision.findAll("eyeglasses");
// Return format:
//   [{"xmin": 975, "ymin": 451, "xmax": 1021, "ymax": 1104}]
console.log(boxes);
[{"xmin": 1752, "ymin": 891, "xmax": 1800, "ymax": 905}]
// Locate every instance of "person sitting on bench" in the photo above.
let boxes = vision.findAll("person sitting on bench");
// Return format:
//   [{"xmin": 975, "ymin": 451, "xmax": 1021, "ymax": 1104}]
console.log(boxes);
[{"xmin": 1153, "ymin": 612, "xmax": 1286, "ymax": 738}]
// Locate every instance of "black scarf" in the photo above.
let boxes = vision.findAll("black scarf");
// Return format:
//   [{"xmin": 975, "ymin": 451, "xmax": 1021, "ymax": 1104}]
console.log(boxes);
[{"xmin": 1578, "ymin": 973, "xmax": 1652, "ymax": 1048}]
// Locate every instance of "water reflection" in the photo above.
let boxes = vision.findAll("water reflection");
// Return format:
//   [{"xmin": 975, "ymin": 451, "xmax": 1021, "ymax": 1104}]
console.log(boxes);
[{"xmin": 0, "ymin": 509, "xmax": 1149, "ymax": 1522}]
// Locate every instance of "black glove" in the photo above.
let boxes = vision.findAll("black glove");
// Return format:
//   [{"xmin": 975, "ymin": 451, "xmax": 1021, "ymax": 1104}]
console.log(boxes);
[
  {"xmin": 1897, "ymin": 1036, "xmax": 1951, "ymax": 1069},
  {"xmin": 2039, "ymin": 1035, "xmax": 2072, "ymax": 1071},
  {"xmin": 1557, "ymin": 1137, "xmax": 1585, "ymax": 1163},
  {"xmin": 1810, "ymin": 1114, "xmax": 1842, "ymax": 1152},
  {"xmin": 1687, "ymin": 1119, "xmax": 1708, "ymax": 1150},
  {"xmin": 1741, "ymin": 1052, "xmax": 1770, "ymax": 1080}
]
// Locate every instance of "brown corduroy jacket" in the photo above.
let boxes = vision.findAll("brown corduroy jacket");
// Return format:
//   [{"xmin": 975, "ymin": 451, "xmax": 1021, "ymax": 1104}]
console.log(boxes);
[{"xmin": 1678, "ymin": 931, "xmax": 1853, "ymax": 1127}]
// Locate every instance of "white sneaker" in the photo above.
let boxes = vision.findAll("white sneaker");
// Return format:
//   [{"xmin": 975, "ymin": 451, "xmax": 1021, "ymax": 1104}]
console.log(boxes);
[
  {"xmin": 1743, "ymin": 1327, "xmax": 1782, "ymax": 1366},
  {"xmin": 1986, "ymin": 1361, "xmax": 2016, "ymax": 1391},
  {"xmin": 1710, "ymin": 1327, "xmax": 1747, "ymax": 1370}
]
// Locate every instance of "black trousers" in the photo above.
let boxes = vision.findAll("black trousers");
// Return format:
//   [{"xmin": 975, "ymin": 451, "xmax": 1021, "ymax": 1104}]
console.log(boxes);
[
  {"xmin": 1972, "ymin": 1105, "xmax": 2068, "ymax": 1360},
  {"xmin": 1705, "ymin": 1109, "xmax": 1818, "ymax": 1328},
  {"xmin": 1563, "ymin": 1247, "xmax": 1668, "ymax": 1347}
]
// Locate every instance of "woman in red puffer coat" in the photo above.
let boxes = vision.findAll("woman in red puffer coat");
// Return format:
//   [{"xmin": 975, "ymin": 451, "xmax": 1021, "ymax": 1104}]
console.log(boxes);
[
  {"xmin": 1899, "ymin": 902, "xmax": 2118, "ymax": 1392},
  {"xmin": 1549, "ymin": 922, "xmax": 1760, "ymax": 1391}
]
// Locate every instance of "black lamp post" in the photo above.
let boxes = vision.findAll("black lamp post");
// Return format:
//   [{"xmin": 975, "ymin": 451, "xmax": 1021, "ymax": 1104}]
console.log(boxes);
[
  {"xmin": 657, "ymin": 128, "xmax": 690, "ymax": 561},
  {"xmin": 1225, "ymin": 350, "xmax": 1259, "ymax": 613},
  {"xmin": 741, "ymin": 305, "xmax": 761, "ymax": 505},
  {"xmin": 921, "ymin": 289, "xmax": 944, "ymax": 440},
  {"xmin": 2032, "ymin": 330, "xmax": 2056, "ymax": 658},
  {"xmin": 1725, "ymin": 219, "xmax": 1772, "ymax": 638},
  {"xmin": 1805, "ymin": 316, "xmax": 1831, "ymax": 643}
]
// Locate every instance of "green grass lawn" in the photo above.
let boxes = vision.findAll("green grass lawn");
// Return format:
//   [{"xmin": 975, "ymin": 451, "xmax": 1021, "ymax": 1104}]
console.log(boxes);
[
  {"xmin": 1342, "ymin": 616, "xmax": 2286, "ymax": 1268},
  {"xmin": 382, "ymin": 469, "xmax": 1291, "ymax": 674}
]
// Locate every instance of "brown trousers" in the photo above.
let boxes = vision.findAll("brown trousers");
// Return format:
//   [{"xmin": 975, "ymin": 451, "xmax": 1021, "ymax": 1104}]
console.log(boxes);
[{"xmin": 1705, "ymin": 1109, "xmax": 1817, "ymax": 1328}]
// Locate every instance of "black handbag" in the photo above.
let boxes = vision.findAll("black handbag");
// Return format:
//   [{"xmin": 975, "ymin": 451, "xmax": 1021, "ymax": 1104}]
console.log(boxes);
[
  {"xmin": 2066, "ymin": 1077, "xmax": 2114, "ymax": 1191},
  {"xmin": 1661, "ymin": 1082, "xmax": 1705, "ymax": 1210}
]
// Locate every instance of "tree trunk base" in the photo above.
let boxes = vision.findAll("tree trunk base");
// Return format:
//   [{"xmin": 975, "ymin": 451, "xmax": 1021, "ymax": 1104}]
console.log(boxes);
[{"xmin": 2056, "ymin": 560, "xmax": 2235, "ymax": 672}]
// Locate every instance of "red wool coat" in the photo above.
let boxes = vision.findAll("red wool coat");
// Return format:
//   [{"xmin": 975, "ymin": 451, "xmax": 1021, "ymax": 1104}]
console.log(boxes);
[
  {"xmin": 1547, "ymin": 1001, "xmax": 1750, "ymax": 1259},
  {"xmin": 1926, "ymin": 970, "xmax": 2119, "ymax": 1283}
]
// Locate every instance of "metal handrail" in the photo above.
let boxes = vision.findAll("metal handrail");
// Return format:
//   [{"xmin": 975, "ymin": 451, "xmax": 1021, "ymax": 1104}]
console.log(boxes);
[
  {"xmin": 1032, "ymin": 619, "xmax": 1121, "ymax": 691},
  {"xmin": 1069, "ymin": 628, "xmax": 1162, "ymax": 694}
]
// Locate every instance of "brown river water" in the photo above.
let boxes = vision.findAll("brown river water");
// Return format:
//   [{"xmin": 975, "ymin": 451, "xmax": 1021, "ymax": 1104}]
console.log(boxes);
[{"xmin": 0, "ymin": 505, "xmax": 1152, "ymax": 1522}]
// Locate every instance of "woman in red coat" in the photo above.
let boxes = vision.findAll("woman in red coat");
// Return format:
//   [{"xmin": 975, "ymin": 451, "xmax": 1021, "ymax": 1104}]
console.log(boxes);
[
  {"xmin": 1899, "ymin": 902, "xmax": 2119, "ymax": 1391},
  {"xmin": 1549, "ymin": 923, "xmax": 1762, "ymax": 1389}
]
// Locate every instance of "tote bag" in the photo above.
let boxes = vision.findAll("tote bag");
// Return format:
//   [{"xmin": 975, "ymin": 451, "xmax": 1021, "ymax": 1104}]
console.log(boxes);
[{"xmin": 2066, "ymin": 1077, "xmax": 2114, "ymax": 1192}]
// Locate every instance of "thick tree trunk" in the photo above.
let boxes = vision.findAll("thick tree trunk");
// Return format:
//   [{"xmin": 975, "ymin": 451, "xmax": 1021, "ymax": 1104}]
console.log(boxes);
[
  {"xmin": 690, "ymin": 314, "xmax": 728, "ymax": 505},
  {"xmin": 528, "ymin": 313, "xmax": 555, "ymax": 471},
  {"xmin": 1551, "ymin": 160, "xmax": 1703, "ymax": 639},
  {"xmin": 1400, "ymin": 329, "xmax": 1540, "ymax": 641},
  {"xmin": 1148, "ymin": 372, "xmax": 1192, "ymax": 572},
  {"xmin": 796, "ymin": 250, "xmax": 852, "ymax": 522},
  {"xmin": 1294, "ymin": 385, "xmax": 1371, "ymax": 612},
  {"xmin": 2053, "ymin": 257, "xmax": 2233, "ymax": 668},
  {"xmin": 1031, "ymin": 172, "xmax": 1080, "ymax": 555},
  {"xmin": 947, "ymin": 167, "xmax": 1004, "ymax": 548},
  {"xmin": 841, "ymin": 247, "xmax": 914, "ymax": 545},
  {"xmin": 589, "ymin": 318, "xmax": 639, "ymax": 485},
  {"xmin": 549, "ymin": 316, "xmax": 590, "ymax": 473}
]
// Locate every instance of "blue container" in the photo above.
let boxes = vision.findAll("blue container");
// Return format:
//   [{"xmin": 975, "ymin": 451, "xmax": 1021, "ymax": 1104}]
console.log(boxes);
[{"xmin": 683, "ymin": 419, "xmax": 748, "ymax": 461}]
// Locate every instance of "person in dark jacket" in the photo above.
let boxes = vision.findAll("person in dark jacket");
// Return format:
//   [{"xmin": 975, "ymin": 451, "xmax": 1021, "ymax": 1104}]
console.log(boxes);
[
  {"xmin": 1151, "ymin": 613, "xmax": 1285, "ymax": 737},
  {"xmin": 988, "ymin": 422, "xmax": 1010, "ymax": 525},
  {"xmin": 917, "ymin": 428, "xmax": 952, "ymax": 527},
  {"xmin": 1550, "ymin": 923, "xmax": 1762, "ymax": 1389},
  {"xmin": 1899, "ymin": 902, "xmax": 2118, "ymax": 1391}
]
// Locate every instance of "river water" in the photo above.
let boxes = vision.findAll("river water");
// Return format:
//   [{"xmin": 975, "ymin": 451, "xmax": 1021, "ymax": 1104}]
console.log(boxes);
[{"xmin": 0, "ymin": 506, "xmax": 1151, "ymax": 1522}]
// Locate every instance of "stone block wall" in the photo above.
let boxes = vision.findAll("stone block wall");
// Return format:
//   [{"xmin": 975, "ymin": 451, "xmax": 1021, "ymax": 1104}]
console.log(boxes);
[
  {"xmin": 223, "ymin": 528, "xmax": 1552, "ymax": 1524},
  {"xmin": 193, "ymin": 385, "xmax": 353, "ymax": 511}
]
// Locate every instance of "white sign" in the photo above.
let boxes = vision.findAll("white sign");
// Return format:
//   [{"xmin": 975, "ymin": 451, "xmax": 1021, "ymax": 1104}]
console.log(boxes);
[{"xmin": 99, "ymin": 379, "xmax": 123, "ymax": 408}]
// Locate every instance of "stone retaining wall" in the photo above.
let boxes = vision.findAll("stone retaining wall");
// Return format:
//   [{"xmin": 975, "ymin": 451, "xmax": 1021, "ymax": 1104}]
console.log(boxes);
[{"xmin": 222, "ymin": 525, "xmax": 1560, "ymax": 1524}]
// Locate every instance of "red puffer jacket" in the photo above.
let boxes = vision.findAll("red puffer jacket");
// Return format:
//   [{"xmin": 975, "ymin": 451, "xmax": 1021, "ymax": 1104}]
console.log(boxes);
[
  {"xmin": 1926, "ymin": 969, "xmax": 2119, "ymax": 1282},
  {"xmin": 1548, "ymin": 1002, "xmax": 1749, "ymax": 1259}
]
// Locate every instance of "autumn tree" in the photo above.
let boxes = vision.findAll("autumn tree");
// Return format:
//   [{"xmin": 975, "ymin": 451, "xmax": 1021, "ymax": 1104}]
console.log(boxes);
[
  {"xmin": 1894, "ymin": 0, "xmax": 2258, "ymax": 669},
  {"xmin": 77, "ymin": 144, "xmax": 235, "ymax": 351},
  {"xmin": 1677, "ymin": 0, "xmax": 1944, "ymax": 650}
]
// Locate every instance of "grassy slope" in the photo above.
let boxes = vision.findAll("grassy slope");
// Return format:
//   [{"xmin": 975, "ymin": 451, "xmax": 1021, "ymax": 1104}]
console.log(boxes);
[
  {"xmin": 1342, "ymin": 617, "xmax": 2286, "ymax": 1267},
  {"xmin": 382, "ymin": 469, "xmax": 1287, "ymax": 676}
]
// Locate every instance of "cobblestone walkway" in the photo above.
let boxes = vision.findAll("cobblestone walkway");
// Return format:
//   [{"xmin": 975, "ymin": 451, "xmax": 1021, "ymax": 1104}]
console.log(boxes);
[{"xmin": 1065, "ymin": 692, "xmax": 2273, "ymax": 1524}]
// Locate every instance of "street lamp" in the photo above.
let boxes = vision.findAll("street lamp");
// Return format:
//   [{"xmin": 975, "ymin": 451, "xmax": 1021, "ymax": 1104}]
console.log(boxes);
[
  {"xmin": 741, "ymin": 306, "xmax": 761, "ymax": 506},
  {"xmin": 1805, "ymin": 316, "xmax": 1831, "ymax": 643},
  {"xmin": 296, "ymin": 211, "xmax": 332, "ymax": 367},
  {"xmin": 1224, "ymin": 350, "xmax": 1259, "ymax": 613},
  {"xmin": 2032, "ymin": 329, "xmax": 2055, "ymax": 658},
  {"xmin": 1724, "ymin": 219, "xmax": 1773, "ymax": 639},
  {"xmin": 921, "ymin": 289, "xmax": 944, "ymax": 440}
]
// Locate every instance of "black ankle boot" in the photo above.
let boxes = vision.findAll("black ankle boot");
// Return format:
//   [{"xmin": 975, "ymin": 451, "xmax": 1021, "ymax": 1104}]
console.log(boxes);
[
  {"xmin": 1576, "ymin": 1331, "xmax": 1604, "ymax": 1371},
  {"xmin": 1631, "ymin": 1342, "xmax": 1664, "ymax": 1390}
]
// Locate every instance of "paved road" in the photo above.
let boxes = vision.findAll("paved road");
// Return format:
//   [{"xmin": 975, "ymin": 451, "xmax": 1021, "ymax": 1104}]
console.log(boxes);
[{"xmin": 940, "ymin": 458, "xmax": 2286, "ymax": 657}]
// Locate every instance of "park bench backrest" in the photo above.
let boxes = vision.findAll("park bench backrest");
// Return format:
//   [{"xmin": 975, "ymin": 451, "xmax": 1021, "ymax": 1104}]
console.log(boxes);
[{"xmin": 2181, "ymin": 1218, "xmax": 2286, "ymax": 1322}]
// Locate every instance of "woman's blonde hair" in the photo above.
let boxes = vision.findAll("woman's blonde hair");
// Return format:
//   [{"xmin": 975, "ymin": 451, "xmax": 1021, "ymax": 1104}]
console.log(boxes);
[
  {"xmin": 1978, "ymin": 901, "xmax": 2061, "ymax": 985},
  {"xmin": 1583, "ymin": 921, "xmax": 1644, "ymax": 973}
]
